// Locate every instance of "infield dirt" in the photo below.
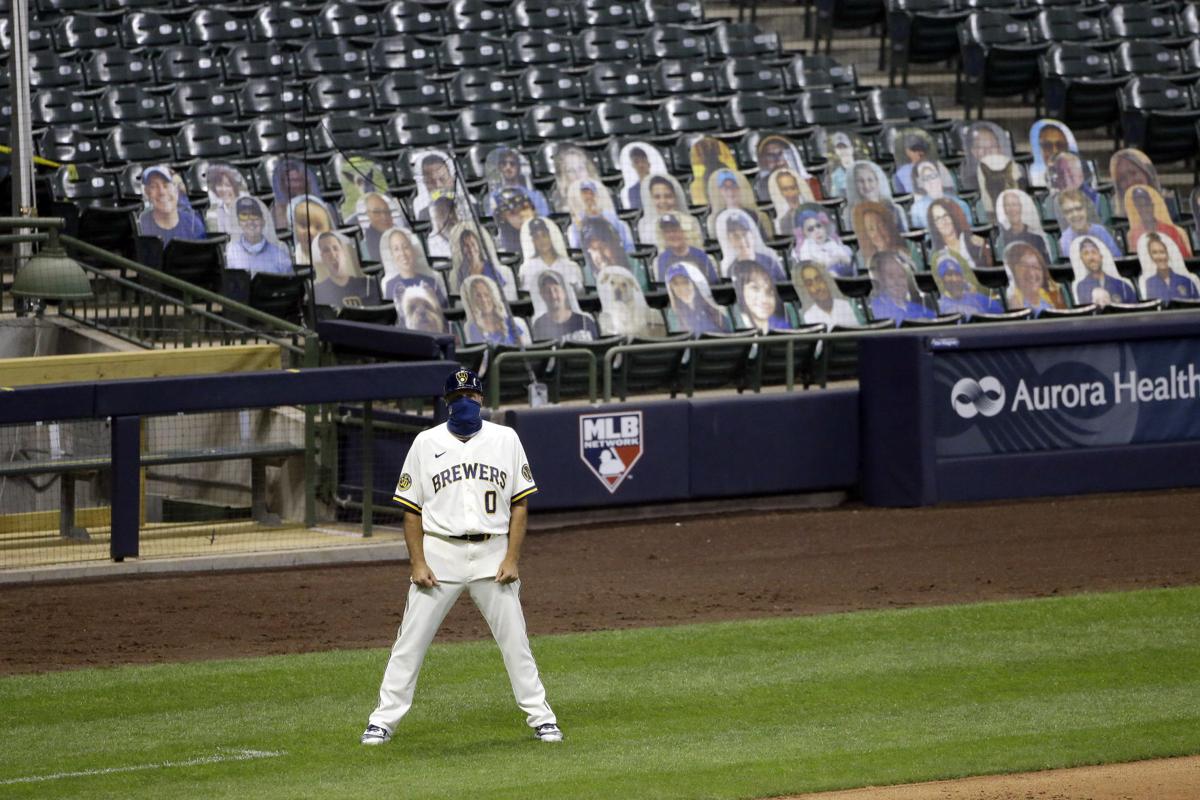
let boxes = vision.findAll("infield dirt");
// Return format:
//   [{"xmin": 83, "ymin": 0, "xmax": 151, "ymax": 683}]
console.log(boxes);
[{"xmin": 3, "ymin": 488, "xmax": 1198, "ymax": 798}]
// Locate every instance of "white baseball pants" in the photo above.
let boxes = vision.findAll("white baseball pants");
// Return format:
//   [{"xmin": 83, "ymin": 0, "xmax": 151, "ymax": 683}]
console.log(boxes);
[{"xmin": 368, "ymin": 534, "xmax": 556, "ymax": 733}]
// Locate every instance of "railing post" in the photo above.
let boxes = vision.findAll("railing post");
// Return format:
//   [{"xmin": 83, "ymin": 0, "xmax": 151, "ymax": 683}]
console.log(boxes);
[
  {"xmin": 110, "ymin": 415, "xmax": 141, "ymax": 562},
  {"xmin": 786, "ymin": 339, "xmax": 795, "ymax": 391},
  {"xmin": 362, "ymin": 400, "xmax": 374, "ymax": 538}
]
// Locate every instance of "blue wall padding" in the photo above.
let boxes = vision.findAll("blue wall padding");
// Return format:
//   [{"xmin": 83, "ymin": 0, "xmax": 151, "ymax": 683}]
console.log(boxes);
[
  {"xmin": 936, "ymin": 441, "xmax": 1200, "ymax": 502},
  {"xmin": 859, "ymin": 335, "xmax": 937, "ymax": 507},
  {"xmin": 316, "ymin": 320, "xmax": 455, "ymax": 360},
  {"xmin": 92, "ymin": 361, "xmax": 455, "ymax": 416},
  {"xmin": 0, "ymin": 382, "xmax": 95, "ymax": 424},
  {"xmin": 688, "ymin": 390, "xmax": 859, "ymax": 497},
  {"xmin": 507, "ymin": 400, "xmax": 693, "ymax": 510}
]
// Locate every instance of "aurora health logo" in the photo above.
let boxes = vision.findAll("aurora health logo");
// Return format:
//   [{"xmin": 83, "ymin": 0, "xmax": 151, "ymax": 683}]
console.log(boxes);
[{"xmin": 951, "ymin": 376, "xmax": 1006, "ymax": 419}]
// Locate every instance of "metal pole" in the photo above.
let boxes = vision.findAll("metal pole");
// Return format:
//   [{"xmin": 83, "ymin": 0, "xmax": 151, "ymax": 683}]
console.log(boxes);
[
  {"xmin": 362, "ymin": 400, "xmax": 374, "ymax": 538},
  {"xmin": 8, "ymin": 0, "xmax": 36, "ymax": 312}
]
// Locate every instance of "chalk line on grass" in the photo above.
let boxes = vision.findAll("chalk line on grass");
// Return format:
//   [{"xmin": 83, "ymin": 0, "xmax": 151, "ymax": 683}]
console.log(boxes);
[{"xmin": 0, "ymin": 748, "xmax": 286, "ymax": 785}]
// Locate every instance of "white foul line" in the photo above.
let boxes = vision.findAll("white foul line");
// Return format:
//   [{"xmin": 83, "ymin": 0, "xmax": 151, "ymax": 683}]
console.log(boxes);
[{"xmin": 0, "ymin": 748, "xmax": 286, "ymax": 786}]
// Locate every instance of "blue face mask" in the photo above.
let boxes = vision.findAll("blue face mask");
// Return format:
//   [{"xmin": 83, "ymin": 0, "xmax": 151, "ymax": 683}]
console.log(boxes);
[{"xmin": 447, "ymin": 395, "xmax": 482, "ymax": 436}]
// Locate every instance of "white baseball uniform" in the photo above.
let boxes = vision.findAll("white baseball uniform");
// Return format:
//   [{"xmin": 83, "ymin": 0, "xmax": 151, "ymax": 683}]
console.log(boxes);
[{"xmin": 367, "ymin": 419, "xmax": 557, "ymax": 734}]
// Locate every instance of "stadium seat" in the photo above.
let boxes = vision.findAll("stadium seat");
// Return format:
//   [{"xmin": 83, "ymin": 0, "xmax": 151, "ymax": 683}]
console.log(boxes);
[
  {"xmin": 30, "ymin": 49, "xmax": 83, "ymax": 91},
  {"xmin": 886, "ymin": 0, "xmax": 970, "ymax": 87},
  {"xmin": 374, "ymin": 72, "xmax": 448, "ymax": 113},
  {"xmin": 610, "ymin": 332, "xmax": 689, "ymax": 400},
  {"xmin": 640, "ymin": 23, "xmax": 711, "ymax": 64},
  {"xmin": 813, "ymin": 0, "xmax": 886, "ymax": 70},
  {"xmin": 1106, "ymin": 4, "xmax": 1185, "ymax": 44},
  {"xmin": 726, "ymin": 93, "xmax": 798, "ymax": 133},
  {"xmin": 296, "ymin": 39, "xmax": 371, "ymax": 79},
  {"xmin": 1040, "ymin": 43, "xmax": 1126, "ymax": 135},
  {"xmin": 223, "ymin": 43, "xmax": 296, "ymax": 83},
  {"xmin": 862, "ymin": 87, "xmax": 944, "ymax": 128},
  {"xmin": 588, "ymin": 98, "xmax": 662, "ymax": 140},
  {"xmin": 51, "ymin": 12, "xmax": 122, "ymax": 51},
  {"xmin": 244, "ymin": 118, "xmax": 303, "ymax": 160},
  {"xmin": 544, "ymin": 335, "xmax": 622, "ymax": 402},
  {"xmin": 448, "ymin": 0, "xmax": 508, "ymax": 35},
  {"xmin": 783, "ymin": 54, "xmax": 860, "ymax": 92},
  {"xmin": 76, "ymin": 204, "xmax": 141, "ymax": 263},
  {"xmin": 315, "ymin": 114, "xmax": 388, "ymax": 154},
  {"xmin": 1032, "ymin": 8, "xmax": 1106, "ymax": 45},
  {"xmin": 102, "ymin": 122, "xmax": 175, "ymax": 166},
  {"xmin": 573, "ymin": 0, "xmax": 638, "ymax": 31},
  {"xmin": 656, "ymin": 97, "xmax": 725, "ymax": 136},
  {"xmin": 380, "ymin": 0, "xmax": 445, "ymax": 36},
  {"xmin": 959, "ymin": 11, "xmax": 1051, "ymax": 119},
  {"xmin": 793, "ymin": 89, "xmax": 863, "ymax": 128},
  {"xmin": 237, "ymin": 78, "xmax": 305, "ymax": 119},
  {"xmin": 367, "ymin": 35, "xmax": 440, "ymax": 76},
  {"xmin": 710, "ymin": 22, "xmax": 783, "ymax": 60},
  {"xmin": 584, "ymin": 62, "xmax": 653, "ymax": 102},
  {"xmin": 121, "ymin": 11, "xmax": 184, "ymax": 49},
  {"xmin": 37, "ymin": 126, "xmax": 104, "ymax": 165},
  {"xmin": 316, "ymin": 1, "xmax": 381, "ymax": 39},
  {"xmin": 160, "ymin": 235, "xmax": 229, "ymax": 296},
  {"xmin": 1112, "ymin": 40, "xmax": 1189, "ymax": 80},
  {"xmin": 82, "ymin": 48, "xmax": 152, "ymax": 90},
  {"xmin": 175, "ymin": 120, "xmax": 245, "ymax": 162},
  {"xmin": 745, "ymin": 325, "xmax": 825, "ymax": 390},
  {"xmin": 95, "ymin": 86, "xmax": 169, "ymax": 128},
  {"xmin": 651, "ymin": 59, "xmax": 716, "ymax": 97},
  {"xmin": 575, "ymin": 28, "xmax": 642, "ymax": 65},
  {"xmin": 678, "ymin": 330, "xmax": 756, "ymax": 395},
  {"xmin": 249, "ymin": 271, "xmax": 309, "ymax": 326},
  {"xmin": 1119, "ymin": 77, "xmax": 1200, "ymax": 165},
  {"xmin": 251, "ymin": 4, "xmax": 315, "ymax": 45},
  {"xmin": 452, "ymin": 106, "xmax": 523, "ymax": 147},
  {"xmin": 385, "ymin": 110, "xmax": 458, "ymax": 149},
  {"xmin": 448, "ymin": 69, "xmax": 516, "ymax": 108},
  {"xmin": 712, "ymin": 57, "xmax": 787, "ymax": 96},
  {"xmin": 167, "ymin": 83, "xmax": 239, "ymax": 122},
  {"xmin": 31, "ymin": 88, "xmax": 96, "ymax": 129},
  {"xmin": 520, "ymin": 104, "xmax": 589, "ymax": 144},
  {"xmin": 508, "ymin": 0, "xmax": 573, "ymax": 33},
  {"xmin": 52, "ymin": 164, "xmax": 119, "ymax": 207},
  {"xmin": 306, "ymin": 75, "xmax": 374, "ymax": 115},
  {"xmin": 517, "ymin": 66, "xmax": 586, "ymax": 106},
  {"xmin": 506, "ymin": 30, "xmax": 576, "ymax": 69},
  {"xmin": 184, "ymin": 7, "xmax": 250, "ymax": 49},
  {"xmin": 438, "ymin": 32, "xmax": 508, "ymax": 72},
  {"xmin": 154, "ymin": 45, "xmax": 224, "ymax": 85}
]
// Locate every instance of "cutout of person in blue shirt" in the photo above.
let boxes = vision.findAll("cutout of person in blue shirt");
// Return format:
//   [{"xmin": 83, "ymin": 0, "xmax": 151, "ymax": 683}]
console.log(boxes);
[
  {"xmin": 1069, "ymin": 235, "xmax": 1137, "ymax": 307},
  {"xmin": 868, "ymin": 250, "xmax": 936, "ymax": 325},
  {"xmin": 137, "ymin": 165, "xmax": 207, "ymax": 246},
  {"xmin": 1138, "ymin": 231, "xmax": 1200, "ymax": 304}
]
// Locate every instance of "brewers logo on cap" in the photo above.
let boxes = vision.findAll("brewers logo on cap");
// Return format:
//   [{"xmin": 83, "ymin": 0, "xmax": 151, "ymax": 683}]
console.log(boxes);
[{"xmin": 455, "ymin": 369, "xmax": 469, "ymax": 387}]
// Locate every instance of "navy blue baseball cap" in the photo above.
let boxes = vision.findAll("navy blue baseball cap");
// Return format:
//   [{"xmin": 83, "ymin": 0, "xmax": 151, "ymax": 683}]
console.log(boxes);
[{"xmin": 444, "ymin": 367, "xmax": 483, "ymax": 397}]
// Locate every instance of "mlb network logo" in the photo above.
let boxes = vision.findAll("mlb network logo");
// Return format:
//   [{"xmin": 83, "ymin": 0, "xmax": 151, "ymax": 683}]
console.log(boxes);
[{"xmin": 579, "ymin": 411, "xmax": 644, "ymax": 493}]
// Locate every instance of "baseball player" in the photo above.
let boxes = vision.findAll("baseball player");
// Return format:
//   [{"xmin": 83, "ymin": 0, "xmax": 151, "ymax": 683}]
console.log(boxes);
[{"xmin": 361, "ymin": 367, "xmax": 563, "ymax": 745}]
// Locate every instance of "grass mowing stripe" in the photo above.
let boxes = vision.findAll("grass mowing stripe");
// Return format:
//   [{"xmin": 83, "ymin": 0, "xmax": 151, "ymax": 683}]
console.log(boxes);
[{"xmin": 1, "ymin": 587, "xmax": 1198, "ymax": 800}]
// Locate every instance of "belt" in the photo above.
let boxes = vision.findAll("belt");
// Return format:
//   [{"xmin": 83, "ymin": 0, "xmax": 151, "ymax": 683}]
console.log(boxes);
[{"xmin": 453, "ymin": 533, "xmax": 492, "ymax": 542}]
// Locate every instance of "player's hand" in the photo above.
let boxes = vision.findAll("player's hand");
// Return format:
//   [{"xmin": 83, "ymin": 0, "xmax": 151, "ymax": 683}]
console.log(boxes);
[
  {"xmin": 410, "ymin": 562, "xmax": 439, "ymax": 588},
  {"xmin": 495, "ymin": 558, "xmax": 519, "ymax": 584}
]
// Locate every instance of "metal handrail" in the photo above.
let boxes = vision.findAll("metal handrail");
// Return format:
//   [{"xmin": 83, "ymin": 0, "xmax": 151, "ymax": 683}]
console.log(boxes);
[
  {"xmin": 63, "ymin": 263, "xmax": 310, "ymax": 357},
  {"xmin": 488, "ymin": 348, "xmax": 598, "ymax": 408},
  {"xmin": 60, "ymin": 234, "xmax": 310, "ymax": 336},
  {"xmin": 602, "ymin": 330, "xmax": 830, "ymax": 401},
  {"xmin": 600, "ymin": 307, "xmax": 1200, "ymax": 401}
]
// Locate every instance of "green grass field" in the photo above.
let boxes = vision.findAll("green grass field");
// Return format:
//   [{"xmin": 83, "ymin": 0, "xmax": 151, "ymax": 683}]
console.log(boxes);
[{"xmin": 3, "ymin": 586, "xmax": 1199, "ymax": 800}]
